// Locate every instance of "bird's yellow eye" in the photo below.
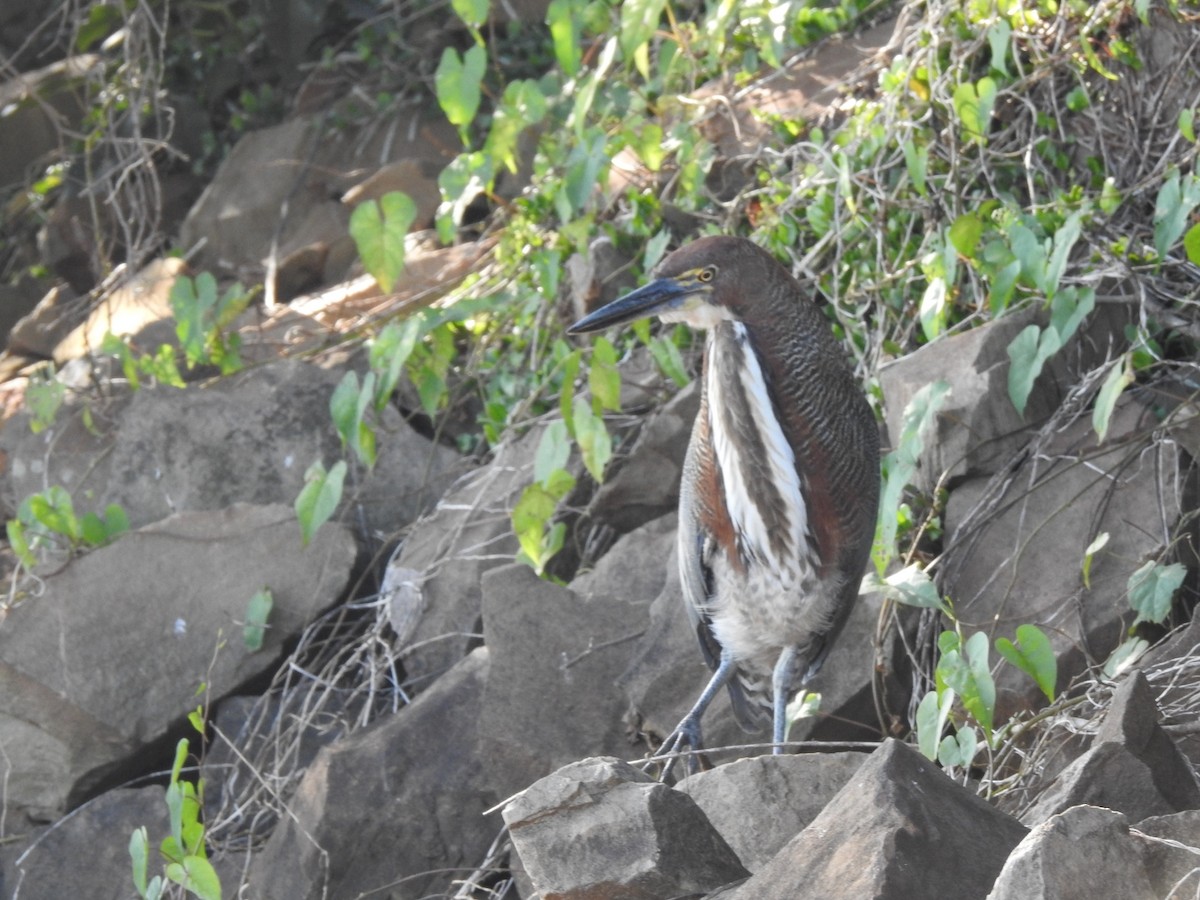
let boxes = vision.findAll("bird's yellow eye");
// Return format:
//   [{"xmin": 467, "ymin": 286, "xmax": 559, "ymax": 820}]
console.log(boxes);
[{"xmin": 697, "ymin": 266, "xmax": 716, "ymax": 283}]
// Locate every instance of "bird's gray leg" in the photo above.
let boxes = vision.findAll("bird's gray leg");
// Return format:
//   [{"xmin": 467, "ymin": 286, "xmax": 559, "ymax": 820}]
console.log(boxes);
[
  {"xmin": 772, "ymin": 645, "xmax": 802, "ymax": 754},
  {"xmin": 653, "ymin": 647, "xmax": 738, "ymax": 779}
]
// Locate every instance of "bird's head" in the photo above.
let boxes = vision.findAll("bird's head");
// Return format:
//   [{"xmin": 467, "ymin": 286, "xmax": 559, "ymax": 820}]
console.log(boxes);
[{"xmin": 567, "ymin": 236, "xmax": 762, "ymax": 335}]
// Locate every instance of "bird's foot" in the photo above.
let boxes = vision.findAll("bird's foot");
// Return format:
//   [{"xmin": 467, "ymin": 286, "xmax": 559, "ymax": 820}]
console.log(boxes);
[{"xmin": 644, "ymin": 716, "xmax": 708, "ymax": 782}]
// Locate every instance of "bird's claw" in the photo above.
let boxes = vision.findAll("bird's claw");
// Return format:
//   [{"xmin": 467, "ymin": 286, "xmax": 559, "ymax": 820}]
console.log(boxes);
[{"xmin": 644, "ymin": 716, "xmax": 707, "ymax": 782}]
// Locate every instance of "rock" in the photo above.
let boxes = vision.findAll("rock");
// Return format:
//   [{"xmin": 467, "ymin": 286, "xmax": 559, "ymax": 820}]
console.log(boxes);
[
  {"xmin": 587, "ymin": 382, "xmax": 698, "ymax": 533},
  {"xmin": 0, "ymin": 56, "xmax": 102, "ymax": 206},
  {"xmin": 6, "ymin": 283, "xmax": 84, "ymax": 359},
  {"xmin": 503, "ymin": 756, "xmax": 749, "ymax": 898},
  {"xmin": 1, "ymin": 357, "xmax": 460, "ymax": 537},
  {"xmin": 1020, "ymin": 670, "xmax": 1200, "ymax": 826},
  {"xmin": 389, "ymin": 423, "xmax": 544, "ymax": 689},
  {"xmin": 181, "ymin": 106, "xmax": 458, "ymax": 281},
  {"xmin": 676, "ymin": 751, "xmax": 866, "ymax": 872},
  {"xmin": 480, "ymin": 562, "xmax": 653, "ymax": 799},
  {"xmin": 988, "ymin": 805, "xmax": 1156, "ymax": 900},
  {"xmin": 1133, "ymin": 809, "xmax": 1200, "ymax": 898},
  {"xmin": 724, "ymin": 739, "xmax": 1027, "ymax": 899},
  {"xmin": 941, "ymin": 395, "xmax": 1181, "ymax": 720},
  {"xmin": 340, "ymin": 158, "xmax": 443, "ymax": 229},
  {"xmin": 246, "ymin": 648, "xmax": 498, "ymax": 900},
  {"xmin": 3, "ymin": 786, "xmax": 168, "ymax": 899},
  {"xmin": 0, "ymin": 503, "xmax": 357, "ymax": 821},
  {"xmin": 51, "ymin": 257, "xmax": 187, "ymax": 363},
  {"xmin": 878, "ymin": 304, "xmax": 1132, "ymax": 492}
]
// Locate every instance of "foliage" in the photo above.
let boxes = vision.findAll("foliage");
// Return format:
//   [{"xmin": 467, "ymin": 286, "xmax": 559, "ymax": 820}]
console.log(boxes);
[
  {"xmin": 294, "ymin": 460, "xmax": 346, "ymax": 547},
  {"xmin": 880, "ymin": 565, "xmax": 1057, "ymax": 770},
  {"xmin": 130, "ymin": 739, "xmax": 222, "ymax": 900},
  {"xmin": 99, "ymin": 274, "xmax": 253, "ymax": 389},
  {"xmin": 243, "ymin": 588, "xmax": 273, "ymax": 652},
  {"xmin": 170, "ymin": 274, "xmax": 252, "ymax": 375},
  {"xmin": 6, "ymin": 486, "xmax": 128, "ymax": 569},
  {"xmin": 349, "ymin": 192, "xmax": 418, "ymax": 294}
]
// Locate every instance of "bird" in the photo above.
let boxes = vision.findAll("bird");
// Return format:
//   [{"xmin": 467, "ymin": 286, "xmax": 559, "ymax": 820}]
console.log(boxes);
[{"xmin": 567, "ymin": 235, "xmax": 880, "ymax": 771}]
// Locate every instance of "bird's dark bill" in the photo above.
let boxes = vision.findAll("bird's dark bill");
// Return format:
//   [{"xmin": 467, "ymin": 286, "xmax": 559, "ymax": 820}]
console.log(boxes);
[{"xmin": 567, "ymin": 278, "xmax": 694, "ymax": 334}]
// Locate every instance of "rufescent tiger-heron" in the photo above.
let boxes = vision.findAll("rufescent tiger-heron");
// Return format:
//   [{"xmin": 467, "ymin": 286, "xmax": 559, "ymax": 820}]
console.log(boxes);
[{"xmin": 568, "ymin": 236, "xmax": 880, "ymax": 770}]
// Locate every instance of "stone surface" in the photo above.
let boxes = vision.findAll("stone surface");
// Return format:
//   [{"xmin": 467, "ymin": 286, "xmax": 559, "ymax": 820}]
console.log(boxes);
[
  {"xmin": 4, "ymin": 786, "xmax": 168, "ymax": 899},
  {"xmin": 0, "ymin": 503, "xmax": 357, "ymax": 820},
  {"xmin": 988, "ymin": 805, "xmax": 1156, "ymax": 900},
  {"xmin": 941, "ymin": 396, "xmax": 1181, "ymax": 720},
  {"xmin": 724, "ymin": 739, "xmax": 1027, "ymax": 899},
  {"xmin": 181, "ymin": 105, "xmax": 459, "ymax": 282},
  {"xmin": 480, "ymin": 562, "xmax": 652, "ymax": 800},
  {"xmin": 587, "ymin": 382, "xmax": 698, "ymax": 533},
  {"xmin": 1133, "ymin": 809, "xmax": 1200, "ymax": 898},
  {"xmin": 51, "ymin": 257, "xmax": 186, "ymax": 364},
  {"xmin": 878, "ymin": 304, "xmax": 1132, "ymax": 491},
  {"xmin": 1021, "ymin": 670, "xmax": 1200, "ymax": 826},
  {"xmin": 504, "ymin": 756, "xmax": 749, "ymax": 899},
  {"xmin": 676, "ymin": 751, "xmax": 866, "ymax": 872},
  {"xmin": 390, "ymin": 423, "xmax": 545, "ymax": 690},
  {"xmin": 1, "ymin": 357, "xmax": 460, "ymax": 537},
  {"xmin": 246, "ymin": 648, "xmax": 497, "ymax": 900}
]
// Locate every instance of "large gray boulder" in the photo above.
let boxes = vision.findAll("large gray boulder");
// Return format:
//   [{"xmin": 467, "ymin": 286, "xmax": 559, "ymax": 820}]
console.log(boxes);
[{"xmin": 0, "ymin": 503, "xmax": 356, "ymax": 821}]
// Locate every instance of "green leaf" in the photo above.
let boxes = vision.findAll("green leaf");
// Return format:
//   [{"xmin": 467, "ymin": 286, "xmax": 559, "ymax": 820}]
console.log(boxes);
[
  {"xmin": 1184, "ymin": 223, "xmax": 1200, "ymax": 265},
  {"xmin": 29, "ymin": 486, "xmax": 80, "ymax": 542},
  {"xmin": 1099, "ymin": 177, "xmax": 1123, "ymax": 216},
  {"xmin": 876, "ymin": 564, "xmax": 948, "ymax": 615},
  {"xmin": 559, "ymin": 350, "xmax": 581, "ymax": 433},
  {"xmin": 1179, "ymin": 108, "xmax": 1195, "ymax": 143},
  {"xmin": 80, "ymin": 512, "xmax": 107, "ymax": 546},
  {"xmin": 349, "ymin": 191, "xmax": 417, "ymax": 294},
  {"xmin": 1154, "ymin": 170, "xmax": 1200, "ymax": 260},
  {"xmin": 1104, "ymin": 637, "xmax": 1149, "ymax": 679},
  {"xmin": 572, "ymin": 395, "xmax": 612, "ymax": 483},
  {"xmin": 25, "ymin": 375, "xmax": 65, "ymax": 434},
  {"xmin": 986, "ymin": 20, "xmax": 1011, "ymax": 75},
  {"xmin": 1128, "ymin": 560, "xmax": 1185, "ymax": 627},
  {"xmin": 1006, "ymin": 324, "xmax": 1061, "ymax": 418},
  {"xmin": 547, "ymin": 0, "xmax": 582, "ymax": 77},
  {"xmin": 166, "ymin": 855, "xmax": 222, "ymax": 900},
  {"xmin": 1082, "ymin": 532, "xmax": 1110, "ymax": 589},
  {"xmin": 871, "ymin": 380, "xmax": 951, "ymax": 575},
  {"xmin": 130, "ymin": 827, "xmax": 150, "ymax": 897},
  {"xmin": 648, "ymin": 335, "xmax": 689, "ymax": 387},
  {"xmin": 7, "ymin": 519, "xmax": 34, "ymax": 569},
  {"xmin": 1049, "ymin": 286, "xmax": 1095, "ymax": 345},
  {"xmin": 451, "ymin": 0, "xmax": 488, "ymax": 28},
  {"xmin": 368, "ymin": 317, "xmax": 422, "ymax": 413},
  {"xmin": 1044, "ymin": 208, "xmax": 1085, "ymax": 297},
  {"xmin": 1093, "ymin": 354, "xmax": 1133, "ymax": 443},
  {"xmin": 294, "ymin": 460, "xmax": 346, "ymax": 546},
  {"xmin": 534, "ymin": 420, "xmax": 571, "ymax": 485},
  {"xmin": 902, "ymin": 140, "xmax": 928, "ymax": 197},
  {"xmin": 915, "ymin": 688, "xmax": 954, "ymax": 761},
  {"xmin": 961, "ymin": 630, "xmax": 995, "ymax": 740},
  {"xmin": 588, "ymin": 337, "xmax": 621, "ymax": 411},
  {"xmin": 988, "ymin": 258, "xmax": 1021, "ymax": 316},
  {"xmin": 435, "ymin": 44, "xmax": 487, "ymax": 130},
  {"xmin": 243, "ymin": 588, "xmax": 273, "ymax": 652},
  {"xmin": 938, "ymin": 726, "xmax": 977, "ymax": 769},
  {"xmin": 949, "ymin": 213, "xmax": 984, "ymax": 259},
  {"xmin": 918, "ymin": 277, "xmax": 947, "ymax": 342},
  {"xmin": 618, "ymin": 0, "xmax": 668, "ymax": 65},
  {"xmin": 995, "ymin": 624, "xmax": 1057, "ymax": 703},
  {"xmin": 953, "ymin": 77, "xmax": 997, "ymax": 143},
  {"xmin": 188, "ymin": 705, "xmax": 205, "ymax": 734}
]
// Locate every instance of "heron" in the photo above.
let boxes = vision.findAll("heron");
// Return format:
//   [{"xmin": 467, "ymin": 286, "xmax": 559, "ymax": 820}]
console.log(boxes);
[{"xmin": 568, "ymin": 235, "xmax": 880, "ymax": 770}]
